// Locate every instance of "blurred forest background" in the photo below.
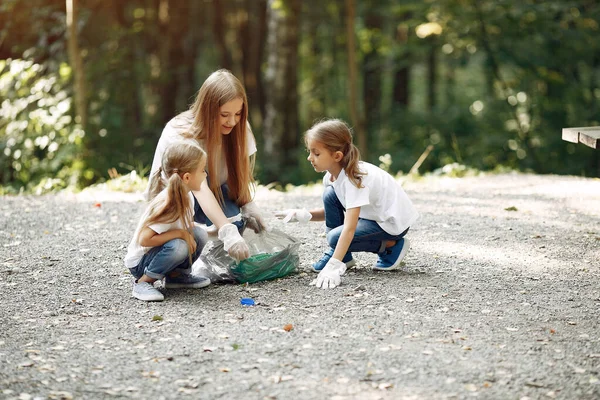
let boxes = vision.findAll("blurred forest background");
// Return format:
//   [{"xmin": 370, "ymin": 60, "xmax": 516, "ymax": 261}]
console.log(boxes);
[{"xmin": 1, "ymin": 0, "xmax": 599, "ymax": 193}]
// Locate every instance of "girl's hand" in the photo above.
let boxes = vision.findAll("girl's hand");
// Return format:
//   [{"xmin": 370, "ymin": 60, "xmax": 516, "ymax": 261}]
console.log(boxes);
[
  {"xmin": 310, "ymin": 258, "xmax": 346, "ymax": 289},
  {"xmin": 218, "ymin": 223, "xmax": 250, "ymax": 261},
  {"xmin": 180, "ymin": 230, "xmax": 197, "ymax": 254},
  {"xmin": 274, "ymin": 208, "xmax": 312, "ymax": 223},
  {"xmin": 241, "ymin": 201, "xmax": 268, "ymax": 233}
]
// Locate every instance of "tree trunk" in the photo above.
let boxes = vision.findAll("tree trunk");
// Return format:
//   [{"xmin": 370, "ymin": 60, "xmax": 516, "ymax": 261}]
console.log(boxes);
[
  {"xmin": 444, "ymin": 59, "xmax": 456, "ymax": 109},
  {"xmin": 156, "ymin": 0, "xmax": 192, "ymax": 125},
  {"xmin": 182, "ymin": 1, "xmax": 201, "ymax": 107},
  {"xmin": 239, "ymin": 0, "xmax": 267, "ymax": 126},
  {"xmin": 212, "ymin": 0, "xmax": 233, "ymax": 70},
  {"xmin": 427, "ymin": 39, "xmax": 437, "ymax": 111},
  {"xmin": 393, "ymin": 67, "xmax": 410, "ymax": 107},
  {"xmin": 393, "ymin": 18, "xmax": 411, "ymax": 107},
  {"xmin": 158, "ymin": 0, "xmax": 175, "ymax": 125},
  {"xmin": 171, "ymin": 1, "xmax": 193, "ymax": 113},
  {"xmin": 362, "ymin": 3, "xmax": 382, "ymax": 134},
  {"xmin": 263, "ymin": 0, "xmax": 301, "ymax": 184},
  {"xmin": 66, "ymin": 0, "xmax": 87, "ymax": 127},
  {"xmin": 304, "ymin": 2, "xmax": 326, "ymax": 124},
  {"xmin": 345, "ymin": 0, "xmax": 367, "ymax": 158}
]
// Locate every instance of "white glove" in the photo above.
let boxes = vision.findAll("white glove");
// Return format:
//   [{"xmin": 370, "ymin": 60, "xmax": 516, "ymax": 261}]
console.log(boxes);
[
  {"xmin": 241, "ymin": 201, "xmax": 268, "ymax": 233},
  {"xmin": 274, "ymin": 208, "xmax": 312, "ymax": 224},
  {"xmin": 218, "ymin": 223, "xmax": 250, "ymax": 261},
  {"xmin": 310, "ymin": 258, "xmax": 346, "ymax": 289}
]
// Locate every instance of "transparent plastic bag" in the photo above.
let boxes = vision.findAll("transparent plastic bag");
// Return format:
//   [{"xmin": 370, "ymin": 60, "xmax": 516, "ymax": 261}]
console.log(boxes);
[
  {"xmin": 198, "ymin": 228, "xmax": 300, "ymax": 284},
  {"xmin": 193, "ymin": 247, "xmax": 236, "ymax": 284}
]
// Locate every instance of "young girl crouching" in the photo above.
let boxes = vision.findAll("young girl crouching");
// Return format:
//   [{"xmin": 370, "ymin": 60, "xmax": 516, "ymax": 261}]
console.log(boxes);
[
  {"xmin": 124, "ymin": 140, "xmax": 210, "ymax": 301},
  {"xmin": 277, "ymin": 119, "xmax": 419, "ymax": 289}
]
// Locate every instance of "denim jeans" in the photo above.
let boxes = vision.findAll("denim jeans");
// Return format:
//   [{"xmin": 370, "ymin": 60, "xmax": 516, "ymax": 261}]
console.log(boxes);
[
  {"xmin": 193, "ymin": 183, "xmax": 244, "ymax": 230},
  {"xmin": 129, "ymin": 226, "xmax": 208, "ymax": 280},
  {"xmin": 323, "ymin": 185, "xmax": 408, "ymax": 256}
]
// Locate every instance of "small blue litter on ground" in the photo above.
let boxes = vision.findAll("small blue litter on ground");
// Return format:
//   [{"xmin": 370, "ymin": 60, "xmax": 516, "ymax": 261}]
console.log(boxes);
[{"xmin": 240, "ymin": 297, "xmax": 255, "ymax": 306}]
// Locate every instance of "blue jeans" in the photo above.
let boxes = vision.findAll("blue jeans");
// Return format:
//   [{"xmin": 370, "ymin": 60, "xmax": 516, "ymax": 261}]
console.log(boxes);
[
  {"xmin": 129, "ymin": 226, "xmax": 207, "ymax": 280},
  {"xmin": 193, "ymin": 183, "xmax": 244, "ymax": 230},
  {"xmin": 323, "ymin": 185, "xmax": 408, "ymax": 256}
]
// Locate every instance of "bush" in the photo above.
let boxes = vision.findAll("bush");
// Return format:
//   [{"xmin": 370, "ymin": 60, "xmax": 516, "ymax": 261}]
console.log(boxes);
[{"xmin": 0, "ymin": 59, "xmax": 83, "ymax": 192}]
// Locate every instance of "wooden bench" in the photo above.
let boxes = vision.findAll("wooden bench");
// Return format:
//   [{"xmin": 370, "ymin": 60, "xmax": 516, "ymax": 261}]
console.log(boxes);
[{"xmin": 562, "ymin": 126, "xmax": 600, "ymax": 149}]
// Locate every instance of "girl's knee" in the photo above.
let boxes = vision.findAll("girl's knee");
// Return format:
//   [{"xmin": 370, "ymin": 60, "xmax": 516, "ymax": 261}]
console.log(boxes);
[
  {"xmin": 322, "ymin": 186, "xmax": 337, "ymax": 204},
  {"xmin": 192, "ymin": 226, "xmax": 208, "ymax": 256},
  {"xmin": 326, "ymin": 229, "xmax": 341, "ymax": 248},
  {"xmin": 193, "ymin": 226, "xmax": 208, "ymax": 244},
  {"xmin": 164, "ymin": 238, "xmax": 190, "ymax": 263}
]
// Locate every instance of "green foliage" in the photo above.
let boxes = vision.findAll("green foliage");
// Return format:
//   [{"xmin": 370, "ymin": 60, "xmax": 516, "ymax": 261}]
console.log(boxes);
[
  {"xmin": 430, "ymin": 162, "xmax": 481, "ymax": 178},
  {"xmin": 0, "ymin": 59, "xmax": 83, "ymax": 192},
  {"xmin": 89, "ymin": 171, "xmax": 148, "ymax": 194},
  {"xmin": 1, "ymin": 0, "xmax": 599, "ymax": 194}
]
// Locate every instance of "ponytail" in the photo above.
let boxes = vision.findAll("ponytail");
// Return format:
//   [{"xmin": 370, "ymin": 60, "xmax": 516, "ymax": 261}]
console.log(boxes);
[
  {"xmin": 165, "ymin": 174, "xmax": 194, "ymax": 266},
  {"xmin": 343, "ymin": 143, "xmax": 365, "ymax": 189},
  {"xmin": 165, "ymin": 173, "xmax": 193, "ymax": 228},
  {"xmin": 147, "ymin": 167, "xmax": 166, "ymax": 201}
]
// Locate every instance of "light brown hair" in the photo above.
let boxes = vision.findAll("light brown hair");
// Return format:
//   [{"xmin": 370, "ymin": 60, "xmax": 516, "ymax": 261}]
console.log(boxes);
[
  {"xmin": 182, "ymin": 69, "xmax": 255, "ymax": 206},
  {"xmin": 142, "ymin": 140, "xmax": 206, "ymax": 244},
  {"xmin": 305, "ymin": 119, "xmax": 365, "ymax": 188}
]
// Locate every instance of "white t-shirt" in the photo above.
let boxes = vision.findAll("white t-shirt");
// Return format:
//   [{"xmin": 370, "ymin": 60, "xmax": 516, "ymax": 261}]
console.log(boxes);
[
  {"xmin": 124, "ymin": 191, "xmax": 196, "ymax": 268},
  {"xmin": 323, "ymin": 161, "xmax": 419, "ymax": 235},
  {"xmin": 146, "ymin": 113, "xmax": 257, "ymax": 198}
]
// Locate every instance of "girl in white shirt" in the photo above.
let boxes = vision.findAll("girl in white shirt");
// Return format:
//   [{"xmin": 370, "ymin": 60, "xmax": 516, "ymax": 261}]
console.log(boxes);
[
  {"xmin": 126, "ymin": 140, "xmax": 245, "ymax": 301},
  {"xmin": 277, "ymin": 119, "xmax": 419, "ymax": 289},
  {"xmin": 147, "ymin": 69, "xmax": 265, "ymax": 262}
]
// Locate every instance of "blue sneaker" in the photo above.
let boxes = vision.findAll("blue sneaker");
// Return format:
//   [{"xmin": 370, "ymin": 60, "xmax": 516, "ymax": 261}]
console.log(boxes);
[
  {"xmin": 373, "ymin": 238, "xmax": 410, "ymax": 271},
  {"xmin": 164, "ymin": 273, "xmax": 211, "ymax": 289},
  {"xmin": 312, "ymin": 248, "xmax": 356, "ymax": 272}
]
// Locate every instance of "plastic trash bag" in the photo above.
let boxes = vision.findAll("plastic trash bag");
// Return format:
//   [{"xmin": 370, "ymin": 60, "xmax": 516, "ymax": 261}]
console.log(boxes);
[
  {"xmin": 193, "ymin": 249, "xmax": 236, "ymax": 284},
  {"xmin": 197, "ymin": 228, "xmax": 300, "ymax": 284}
]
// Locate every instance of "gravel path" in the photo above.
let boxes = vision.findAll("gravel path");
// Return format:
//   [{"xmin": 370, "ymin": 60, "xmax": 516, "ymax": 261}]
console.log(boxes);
[{"xmin": 1, "ymin": 173, "xmax": 599, "ymax": 400}]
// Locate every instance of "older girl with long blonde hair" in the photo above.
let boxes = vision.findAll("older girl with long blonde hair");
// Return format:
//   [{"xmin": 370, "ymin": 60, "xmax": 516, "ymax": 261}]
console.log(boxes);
[{"xmin": 147, "ymin": 69, "xmax": 265, "ymax": 263}]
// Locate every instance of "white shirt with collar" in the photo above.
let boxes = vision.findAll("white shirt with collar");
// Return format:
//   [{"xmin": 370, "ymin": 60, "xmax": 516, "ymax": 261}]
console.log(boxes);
[{"xmin": 323, "ymin": 161, "xmax": 419, "ymax": 235}]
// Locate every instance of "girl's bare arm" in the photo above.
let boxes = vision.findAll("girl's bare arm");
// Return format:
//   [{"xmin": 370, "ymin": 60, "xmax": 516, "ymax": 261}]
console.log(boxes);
[
  {"xmin": 192, "ymin": 179, "xmax": 231, "ymax": 229},
  {"xmin": 331, "ymin": 207, "xmax": 360, "ymax": 261},
  {"xmin": 138, "ymin": 227, "xmax": 192, "ymax": 249},
  {"xmin": 308, "ymin": 208, "xmax": 325, "ymax": 221}
]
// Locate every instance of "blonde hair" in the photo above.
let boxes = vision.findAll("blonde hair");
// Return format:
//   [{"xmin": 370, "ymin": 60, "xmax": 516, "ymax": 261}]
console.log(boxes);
[
  {"xmin": 142, "ymin": 140, "xmax": 206, "ymax": 247},
  {"xmin": 182, "ymin": 69, "xmax": 255, "ymax": 206},
  {"xmin": 305, "ymin": 119, "xmax": 365, "ymax": 188}
]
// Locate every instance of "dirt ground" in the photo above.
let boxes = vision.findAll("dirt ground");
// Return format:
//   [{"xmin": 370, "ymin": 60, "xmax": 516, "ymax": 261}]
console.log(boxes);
[{"xmin": 1, "ymin": 172, "xmax": 599, "ymax": 400}]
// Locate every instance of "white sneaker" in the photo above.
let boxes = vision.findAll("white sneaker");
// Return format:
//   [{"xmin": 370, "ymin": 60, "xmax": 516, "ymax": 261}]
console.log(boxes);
[{"xmin": 132, "ymin": 281, "xmax": 164, "ymax": 302}]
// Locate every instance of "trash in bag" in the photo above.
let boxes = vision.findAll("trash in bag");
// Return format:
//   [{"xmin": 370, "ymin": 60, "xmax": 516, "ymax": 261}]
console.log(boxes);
[
  {"xmin": 193, "ymin": 247, "xmax": 236, "ymax": 284},
  {"xmin": 197, "ymin": 228, "xmax": 300, "ymax": 284}
]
